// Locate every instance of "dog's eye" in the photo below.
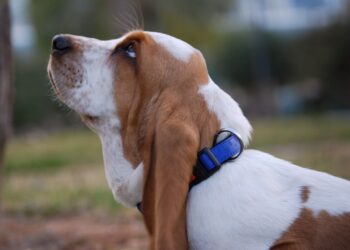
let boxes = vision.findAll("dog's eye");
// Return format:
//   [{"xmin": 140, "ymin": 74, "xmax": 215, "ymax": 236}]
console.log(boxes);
[{"xmin": 124, "ymin": 43, "xmax": 136, "ymax": 58}]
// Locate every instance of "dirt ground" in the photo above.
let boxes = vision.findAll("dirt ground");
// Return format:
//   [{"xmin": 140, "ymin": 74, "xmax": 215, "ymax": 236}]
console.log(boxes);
[{"xmin": 0, "ymin": 211, "xmax": 148, "ymax": 250}]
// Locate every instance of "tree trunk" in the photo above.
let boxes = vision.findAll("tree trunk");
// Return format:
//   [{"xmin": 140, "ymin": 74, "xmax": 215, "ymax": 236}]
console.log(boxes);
[{"xmin": 0, "ymin": 0, "xmax": 13, "ymax": 205}]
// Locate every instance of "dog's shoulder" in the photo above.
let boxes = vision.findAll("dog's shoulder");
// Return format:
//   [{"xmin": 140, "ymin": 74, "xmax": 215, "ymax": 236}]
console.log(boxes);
[
  {"xmin": 187, "ymin": 149, "xmax": 350, "ymax": 249},
  {"xmin": 237, "ymin": 149, "xmax": 350, "ymax": 205}
]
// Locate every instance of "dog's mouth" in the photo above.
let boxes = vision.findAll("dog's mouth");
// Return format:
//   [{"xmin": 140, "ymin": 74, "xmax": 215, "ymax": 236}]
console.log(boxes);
[
  {"xmin": 48, "ymin": 60, "xmax": 103, "ymax": 129},
  {"xmin": 48, "ymin": 69, "xmax": 61, "ymax": 96},
  {"xmin": 81, "ymin": 114, "xmax": 100, "ymax": 132},
  {"xmin": 81, "ymin": 114, "xmax": 99, "ymax": 123}
]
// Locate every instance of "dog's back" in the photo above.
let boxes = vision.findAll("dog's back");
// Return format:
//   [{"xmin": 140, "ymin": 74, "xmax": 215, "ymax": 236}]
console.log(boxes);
[{"xmin": 187, "ymin": 150, "xmax": 350, "ymax": 250}]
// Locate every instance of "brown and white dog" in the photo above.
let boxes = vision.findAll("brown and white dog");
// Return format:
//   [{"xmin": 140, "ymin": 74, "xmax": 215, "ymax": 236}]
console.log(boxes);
[{"xmin": 48, "ymin": 30, "xmax": 350, "ymax": 250}]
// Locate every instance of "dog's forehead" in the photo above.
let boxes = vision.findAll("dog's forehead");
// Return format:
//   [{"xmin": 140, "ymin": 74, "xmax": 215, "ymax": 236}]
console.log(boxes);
[{"xmin": 146, "ymin": 31, "xmax": 196, "ymax": 62}]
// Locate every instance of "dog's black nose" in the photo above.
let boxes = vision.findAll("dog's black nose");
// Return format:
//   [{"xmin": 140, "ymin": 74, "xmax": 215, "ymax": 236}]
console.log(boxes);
[{"xmin": 52, "ymin": 35, "xmax": 71, "ymax": 54}]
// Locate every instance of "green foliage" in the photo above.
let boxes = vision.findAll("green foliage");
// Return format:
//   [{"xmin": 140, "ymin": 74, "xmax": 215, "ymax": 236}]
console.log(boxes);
[
  {"xmin": 30, "ymin": 0, "xmax": 117, "ymax": 57},
  {"xmin": 13, "ymin": 58, "xmax": 59, "ymax": 127},
  {"xmin": 290, "ymin": 22, "xmax": 350, "ymax": 109}
]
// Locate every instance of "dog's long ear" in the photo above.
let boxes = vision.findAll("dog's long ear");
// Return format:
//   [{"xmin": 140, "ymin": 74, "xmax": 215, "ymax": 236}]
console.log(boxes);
[{"xmin": 141, "ymin": 105, "xmax": 199, "ymax": 250}]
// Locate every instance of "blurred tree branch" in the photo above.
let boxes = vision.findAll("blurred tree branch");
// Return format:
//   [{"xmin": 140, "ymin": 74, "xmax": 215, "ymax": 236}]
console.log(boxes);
[{"xmin": 0, "ymin": 0, "xmax": 14, "ymax": 205}]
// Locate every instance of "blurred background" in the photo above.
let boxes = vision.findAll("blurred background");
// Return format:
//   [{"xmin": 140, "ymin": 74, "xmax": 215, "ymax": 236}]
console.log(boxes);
[{"xmin": 0, "ymin": 0, "xmax": 350, "ymax": 249}]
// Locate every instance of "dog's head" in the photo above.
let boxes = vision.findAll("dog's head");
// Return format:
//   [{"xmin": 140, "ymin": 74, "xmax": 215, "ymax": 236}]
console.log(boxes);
[
  {"xmin": 48, "ymin": 30, "xmax": 252, "ymax": 248},
  {"xmin": 48, "ymin": 32, "xmax": 205, "ymax": 130}
]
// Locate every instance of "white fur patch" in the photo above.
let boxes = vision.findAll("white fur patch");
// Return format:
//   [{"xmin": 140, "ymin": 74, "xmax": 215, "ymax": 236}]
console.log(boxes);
[
  {"xmin": 301, "ymin": 169, "xmax": 350, "ymax": 216},
  {"xmin": 56, "ymin": 36, "xmax": 120, "ymax": 117},
  {"xmin": 198, "ymin": 79, "xmax": 252, "ymax": 145},
  {"xmin": 99, "ymin": 121, "xmax": 143, "ymax": 207},
  {"xmin": 187, "ymin": 150, "xmax": 350, "ymax": 249},
  {"xmin": 76, "ymin": 36, "xmax": 144, "ymax": 207},
  {"xmin": 148, "ymin": 32, "xmax": 195, "ymax": 62}
]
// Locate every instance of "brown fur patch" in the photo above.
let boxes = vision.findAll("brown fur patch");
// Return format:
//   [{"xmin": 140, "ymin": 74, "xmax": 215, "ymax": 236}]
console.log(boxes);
[
  {"xmin": 112, "ymin": 30, "xmax": 220, "ymax": 249},
  {"xmin": 301, "ymin": 186, "xmax": 310, "ymax": 203},
  {"xmin": 272, "ymin": 209, "xmax": 350, "ymax": 250}
]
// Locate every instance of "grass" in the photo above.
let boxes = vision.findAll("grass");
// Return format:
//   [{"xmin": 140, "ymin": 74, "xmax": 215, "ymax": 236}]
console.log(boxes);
[
  {"xmin": 3, "ymin": 165, "xmax": 121, "ymax": 216},
  {"xmin": 4, "ymin": 129, "xmax": 102, "ymax": 173},
  {"xmin": 251, "ymin": 116, "xmax": 350, "ymax": 147},
  {"xmin": 2, "ymin": 116, "xmax": 350, "ymax": 216},
  {"xmin": 2, "ymin": 129, "xmax": 119, "ymax": 216},
  {"xmin": 251, "ymin": 116, "xmax": 350, "ymax": 179}
]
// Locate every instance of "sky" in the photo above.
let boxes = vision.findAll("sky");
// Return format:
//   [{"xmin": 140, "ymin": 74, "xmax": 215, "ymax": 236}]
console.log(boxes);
[
  {"xmin": 229, "ymin": 0, "xmax": 345, "ymax": 31},
  {"xmin": 10, "ymin": 0, "xmax": 35, "ymax": 53}
]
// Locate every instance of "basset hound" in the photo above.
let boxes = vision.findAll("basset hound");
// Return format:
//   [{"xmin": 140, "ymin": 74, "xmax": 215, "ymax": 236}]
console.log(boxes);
[{"xmin": 48, "ymin": 30, "xmax": 350, "ymax": 250}]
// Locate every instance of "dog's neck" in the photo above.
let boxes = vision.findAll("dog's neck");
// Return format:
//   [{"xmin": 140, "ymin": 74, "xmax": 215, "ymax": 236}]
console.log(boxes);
[
  {"xmin": 198, "ymin": 80, "xmax": 252, "ymax": 146},
  {"xmin": 96, "ymin": 79, "xmax": 252, "ymax": 207},
  {"xmin": 97, "ymin": 116, "xmax": 142, "ymax": 206}
]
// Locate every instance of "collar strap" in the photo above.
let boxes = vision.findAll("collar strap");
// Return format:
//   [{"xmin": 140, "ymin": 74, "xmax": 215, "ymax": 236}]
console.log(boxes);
[
  {"xmin": 136, "ymin": 129, "xmax": 243, "ymax": 212},
  {"xmin": 190, "ymin": 129, "xmax": 243, "ymax": 188}
]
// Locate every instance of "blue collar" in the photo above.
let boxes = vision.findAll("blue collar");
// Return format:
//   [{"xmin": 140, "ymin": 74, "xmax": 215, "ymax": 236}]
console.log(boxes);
[
  {"xmin": 136, "ymin": 129, "xmax": 243, "ymax": 212},
  {"xmin": 190, "ymin": 128, "xmax": 243, "ymax": 187}
]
